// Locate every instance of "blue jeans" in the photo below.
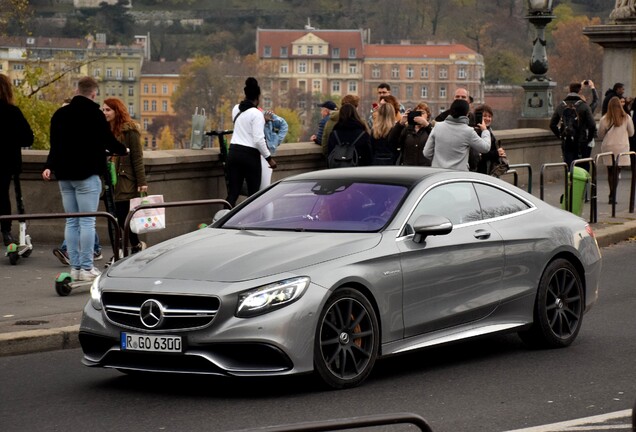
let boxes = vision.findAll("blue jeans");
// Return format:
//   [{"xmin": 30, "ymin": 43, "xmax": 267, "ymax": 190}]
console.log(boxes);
[
  {"xmin": 60, "ymin": 233, "xmax": 101, "ymax": 253},
  {"xmin": 58, "ymin": 175, "xmax": 102, "ymax": 270}
]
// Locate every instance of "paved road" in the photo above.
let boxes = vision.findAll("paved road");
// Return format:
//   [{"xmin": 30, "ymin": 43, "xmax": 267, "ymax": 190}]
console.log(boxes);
[{"xmin": 2, "ymin": 240, "xmax": 635, "ymax": 432}]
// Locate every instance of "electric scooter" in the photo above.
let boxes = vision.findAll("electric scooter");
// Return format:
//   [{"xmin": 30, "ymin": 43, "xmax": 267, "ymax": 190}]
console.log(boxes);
[
  {"xmin": 5, "ymin": 174, "xmax": 33, "ymax": 265},
  {"xmin": 55, "ymin": 159, "xmax": 120, "ymax": 296}
]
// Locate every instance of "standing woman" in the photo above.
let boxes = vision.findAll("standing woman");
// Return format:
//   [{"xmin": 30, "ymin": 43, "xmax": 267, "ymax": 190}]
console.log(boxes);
[
  {"xmin": 102, "ymin": 98, "xmax": 148, "ymax": 253},
  {"xmin": 327, "ymin": 103, "xmax": 371, "ymax": 167},
  {"xmin": 370, "ymin": 103, "xmax": 398, "ymax": 165},
  {"xmin": 390, "ymin": 102, "xmax": 433, "ymax": 166},
  {"xmin": 226, "ymin": 77, "xmax": 276, "ymax": 206},
  {"xmin": 598, "ymin": 96, "xmax": 635, "ymax": 203},
  {"xmin": 0, "ymin": 74, "xmax": 34, "ymax": 246}
]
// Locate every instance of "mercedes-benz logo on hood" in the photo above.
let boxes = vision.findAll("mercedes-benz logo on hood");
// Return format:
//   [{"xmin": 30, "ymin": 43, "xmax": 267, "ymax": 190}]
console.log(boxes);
[{"xmin": 140, "ymin": 299, "xmax": 164, "ymax": 329}]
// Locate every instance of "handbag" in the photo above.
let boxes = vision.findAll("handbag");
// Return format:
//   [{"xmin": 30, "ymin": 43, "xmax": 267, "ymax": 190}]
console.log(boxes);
[
  {"xmin": 129, "ymin": 194, "xmax": 166, "ymax": 234},
  {"xmin": 489, "ymin": 156, "xmax": 509, "ymax": 178}
]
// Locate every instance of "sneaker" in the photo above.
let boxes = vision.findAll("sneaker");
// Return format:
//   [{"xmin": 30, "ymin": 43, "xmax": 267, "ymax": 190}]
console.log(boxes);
[
  {"xmin": 70, "ymin": 268, "xmax": 80, "ymax": 281},
  {"xmin": 2, "ymin": 231, "xmax": 15, "ymax": 246},
  {"xmin": 79, "ymin": 267, "xmax": 101, "ymax": 281},
  {"xmin": 53, "ymin": 248, "xmax": 70, "ymax": 266},
  {"xmin": 131, "ymin": 241, "xmax": 147, "ymax": 254},
  {"xmin": 94, "ymin": 250, "xmax": 103, "ymax": 261}
]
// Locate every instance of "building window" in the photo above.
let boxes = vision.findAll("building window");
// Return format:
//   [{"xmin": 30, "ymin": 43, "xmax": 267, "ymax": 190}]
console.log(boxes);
[
  {"xmin": 420, "ymin": 86, "xmax": 428, "ymax": 98},
  {"xmin": 440, "ymin": 86, "xmax": 446, "ymax": 98},
  {"xmin": 162, "ymin": 101, "xmax": 168, "ymax": 112},
  {"xmin": 143, "ymin": 100, "xmax": 148, "ymax": 111},
  {"xmin": 280, "ymin": 47, "xmax": 288, "ymax": 57},
  {"xmin": 298, "ymin": 80, "xmax": 306, "ymax": 92},
  {"xmin": 13, "ymin": 79, "xmax": 22, "ymax": 86},
  {"xmin": 151, "ymin": 84, "xmax": 157, "ymax": 94},
  {"xmin": 299, "ymin": 99, "xmax": 306, "ymax": 109},
  {"xmin": 263, "ymin": 96, "xmax": 272, "ymax": 109},
  {"xmin": 13, "ymin": 64, "xmax": 24, "ymax": 70},
  {"xmin": 372, "ymin": 66, "xmax": 380, "ymax": 79},
  {"xmin": 297, "ymin": 61, "xmax": 307, "ymax": 73},
  {"xmin": 116, "ymin": 68, "xmax": 122, "ymax": 79},
  {"xmin": 280, "ymin": 80, "xmax": 288, "ymax": 91},
  {"xmin": 421, "ymin": 67, "xmax": 429, "ymax": 79},
  {"xmin": 297, "ymin": 45, "xmax": 303, "ymax": 55},
  {"xmin": 128, "ymin": 68, "xmax": 134, "ymax": 79},
  {"xmin": 173, "ymin": 84, "xmax": 178, "ymax": 92},
  {"xmin": 307, "ymin": 46, "xmax": 313, "ymax": 55},
  {"xmin": 406, "ymin": 85, "xmax": 413, "ymax": 99},
  {"xmin": 280, "ymin": 62, "xmax": 288, "ymax": 74},
  {"xmin": 151, "ymin": 100, "xmax": 157, "ymax": 111},
  {"xmin": 128, "ymin": 103, "xmax": 134, "ymax": 117},
  {"xmin": 406, "ymin": 66, "xmax": 414, "ymax": 79},
  {"xmin": 313, "ymin": 80, "xmax": 321, "ymax": 92},
  {"xmin": 162, "ymin": 84, "xmax": 168, "ymax": 94},
  {"xmin": 439, "ymin": 68, "xmax": 448, "ymax": 79},
  {"xmin": 143, "ymin": 84, "xmax": 148, "ymax": 94},
  {"xmin": 94, "ymin": 68, "xmax": 101, "ymax": 77},
  {"xmin": 391, "ymin": 66, "xmax": 399, "ymax": 79},
  {"xmin": 458, "ymin": 67, "xmax": 467, "ymax": 79},
  {"xmin": 313, "ymin": 63, "xmax": 321, "ymax": 74},
  {"xmin": 349, "ymin": 63, "xmax": 357, "ymax": 74},
  {"xmin": 333, "ymin": 63, "xmax": 340, "ymax": 74},
  {"xmin": 318, "ymin": 46, "xmax": 323, "ymax": 55},
  {"xmin": 263, "ymin": 80, "xmax": 272, "ymax": 91},
  {"xmin": 332, "ymin": 48, "xmax": 340, "ymax": 58},
  {"xmin": 348, "ymin": 81, "xmax": 357, "ymax": 92},
  {"xmin": 264, "ymin": 46, "xmax": 272, "ymax": 57},
  {"xmin": 348, "ymin": 48, "xmax": 356, "ymax": 58},
  {"xmin": 128, "ymin": 86, "xmax": 134, "ymax": 96},
  {"xmin": 106, "ymin": 68, "xmax": 112, "ymax": 78},
  {"xmin": 143, "ymin": 119, "xmax": 148, "ymax": 130},
  {"xmin": 332, "ymin": 81, "xmax": 341, "ymax": 93}
]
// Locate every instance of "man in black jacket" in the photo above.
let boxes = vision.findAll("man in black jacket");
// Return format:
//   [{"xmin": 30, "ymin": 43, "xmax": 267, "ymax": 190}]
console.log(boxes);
[
  {"xmin": 42, "ymin": 76, "xmax": 127, "ymax": 281},
  {"xmin": 549, "ymin": 82, "xmax": 597, "ymax": 170}
]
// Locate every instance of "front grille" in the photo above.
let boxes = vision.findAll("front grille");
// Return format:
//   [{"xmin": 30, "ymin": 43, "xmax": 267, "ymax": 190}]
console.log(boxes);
[{"xmin": 102, "ymin": 292, "xmax": 220, "ymax": 332}]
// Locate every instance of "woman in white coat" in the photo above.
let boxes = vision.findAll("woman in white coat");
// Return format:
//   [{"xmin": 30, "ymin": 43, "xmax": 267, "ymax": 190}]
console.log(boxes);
[{"xmin": 598, "ymin": 96, "xmax": 635, "ymax": 203}]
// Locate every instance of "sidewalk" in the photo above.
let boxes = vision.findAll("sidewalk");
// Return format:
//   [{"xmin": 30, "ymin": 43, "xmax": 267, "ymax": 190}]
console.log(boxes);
[{"xmin": 1, "ymin": 173, "xmax": 636, "ymax": 357}]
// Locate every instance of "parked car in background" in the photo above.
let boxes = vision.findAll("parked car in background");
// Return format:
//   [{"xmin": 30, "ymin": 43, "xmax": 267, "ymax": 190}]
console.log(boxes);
[{"xmin": 80, "ymin": 167, "xmax": 601, "ymax": 389}]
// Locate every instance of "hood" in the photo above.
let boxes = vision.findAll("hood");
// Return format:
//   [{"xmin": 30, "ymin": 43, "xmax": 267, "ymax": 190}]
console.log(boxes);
[
  {"xmin": 107, "ymin": 228, "xmax": 382, "ymax": 282},
  {"xmin": 563, "ymin": 93, "xmax": 583, "ymax": 102},
  {"xmin": 444, "ymin": 115, "xmax": 469, "ymax": 125}
]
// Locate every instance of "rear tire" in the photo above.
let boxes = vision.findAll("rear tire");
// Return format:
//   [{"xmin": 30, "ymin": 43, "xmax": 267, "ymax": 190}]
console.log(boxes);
[
  {"xmin": 314, "ymin": 288, "xmax": 379, "ymax": 389},
  {"xmin": 55, "ymin": 277, "xmax": 73, "ymax": 296},
  {"xmin": 519, "ymin": 258, "xmax": 583, "ymax": 348}
]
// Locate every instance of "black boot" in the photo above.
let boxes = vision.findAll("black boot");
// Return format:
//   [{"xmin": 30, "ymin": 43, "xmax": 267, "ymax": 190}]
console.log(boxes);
[{"xmin": 2, "ymin": 231, "xmax": 15, "ymax": 246}]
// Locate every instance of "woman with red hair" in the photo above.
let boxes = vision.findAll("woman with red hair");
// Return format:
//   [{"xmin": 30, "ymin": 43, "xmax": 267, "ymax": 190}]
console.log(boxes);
[{"xmin": 102, "ymin": 98, "xmax": 148, "ymax": 253}]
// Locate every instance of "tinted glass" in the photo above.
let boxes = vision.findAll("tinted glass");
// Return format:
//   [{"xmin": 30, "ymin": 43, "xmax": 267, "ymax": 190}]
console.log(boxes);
[
  {"xmin": 222, "ymin": 181, "xmax": 408, "ymax": 232},
  {"xmin": 474, "ymin": 183, "xmax": 531, "ymax": 219},
  {"xmin": 407, "ymin": 182, "xmax": 481, "ymax": 228}
]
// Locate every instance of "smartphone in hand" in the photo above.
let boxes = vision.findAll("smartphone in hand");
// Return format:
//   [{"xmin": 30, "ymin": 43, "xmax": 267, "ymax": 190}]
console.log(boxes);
[{"xmin": 474, "ymin": 111, "xmax": 483, "ymax": 125}]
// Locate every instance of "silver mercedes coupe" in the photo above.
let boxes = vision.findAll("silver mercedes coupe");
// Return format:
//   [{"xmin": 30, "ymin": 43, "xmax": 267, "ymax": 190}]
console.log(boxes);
[{"xmin": 80, "ymin": 167, "xmax": 601, "ymax": 389}]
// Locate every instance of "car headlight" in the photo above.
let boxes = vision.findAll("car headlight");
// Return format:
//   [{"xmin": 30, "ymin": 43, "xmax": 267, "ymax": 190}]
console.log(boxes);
[
  {"xmin": 236, "ymin": 276, "xmax": 310, "ymax": 318},
  {"xmin": 90, "ymin": 274, "xmax": 102, "ymax": 310}
]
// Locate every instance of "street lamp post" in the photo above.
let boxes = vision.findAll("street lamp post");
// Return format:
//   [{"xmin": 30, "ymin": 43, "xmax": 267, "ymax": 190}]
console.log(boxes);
[{"xmin": 520, "ymin": 0, "xmax": 557, "ymax": 125}]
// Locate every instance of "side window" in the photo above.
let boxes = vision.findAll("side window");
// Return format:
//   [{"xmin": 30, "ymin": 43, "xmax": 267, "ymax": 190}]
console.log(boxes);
[
  {"xmin": 474, "ymin": 183, "xmax": 531, "ymax": 219},
  {"xmin": 407, "ymin": 182, "xmax": 481, "ymax": 229}
]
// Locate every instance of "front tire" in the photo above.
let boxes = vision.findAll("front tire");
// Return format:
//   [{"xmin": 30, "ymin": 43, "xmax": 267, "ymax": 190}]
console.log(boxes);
[
  {"xmin": 519, "ymin": 258, "xmax": 583, "ymax": 348},
  {"xmin": 314, "ymin": 288, "xmax": 379, "ymax": 389}
]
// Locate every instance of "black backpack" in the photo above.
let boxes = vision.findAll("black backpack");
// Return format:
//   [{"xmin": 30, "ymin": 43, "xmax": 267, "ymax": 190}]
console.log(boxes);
[
  {"xmin": 328, "ymin": 130, "xmax": 366, "ymax": 168},
  {"xmin": 559, "ymin": 100, "xmax": 582, "ymax": 142}
]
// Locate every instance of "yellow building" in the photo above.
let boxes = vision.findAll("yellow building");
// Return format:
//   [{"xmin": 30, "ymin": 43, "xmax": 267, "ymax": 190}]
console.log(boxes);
[{"xmin": 139, "ymin": 60, "xmax": 186, "ymax": 149}]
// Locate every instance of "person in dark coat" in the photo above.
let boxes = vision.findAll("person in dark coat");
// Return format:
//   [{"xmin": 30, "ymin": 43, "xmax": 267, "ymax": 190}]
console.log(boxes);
[
  {"xmin": 601, "ymin": 82, "xmax": 624, "ymax": 116},
  {"xmin": 389, "ymin": 102, "xmax": 433, "ymax": 166},
  {"xmin": 0, "ymin": 74, "xmax": 34, "ymax": 246},
  {"xmin": 42, "ymin": 76, "xmax": 127, "ymax": 281},
  {"xmin": 327, "ymin": 103, "xmax": 371, "ymax": 166}
]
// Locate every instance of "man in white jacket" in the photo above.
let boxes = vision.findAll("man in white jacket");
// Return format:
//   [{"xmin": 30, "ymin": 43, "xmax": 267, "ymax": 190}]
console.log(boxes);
[{"xmin": 423, "ymin": 99, "xmax": 490, "ymax": 171}]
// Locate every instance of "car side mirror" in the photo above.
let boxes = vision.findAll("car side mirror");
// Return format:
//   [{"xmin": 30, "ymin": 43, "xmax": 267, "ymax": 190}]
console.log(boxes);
[
  {"xmin": 212, "ymin": 209, "xmax": 231, "ymax": 224},
  {"xmin": 412, "ymin": 214, "xmax": 453, "ymax": 243}
]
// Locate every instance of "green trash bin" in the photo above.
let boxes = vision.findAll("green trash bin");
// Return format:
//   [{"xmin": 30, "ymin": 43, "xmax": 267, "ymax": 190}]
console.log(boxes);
[{"xmin": 561, "ymin": 166, "xmax": 590, "ymax": 216}]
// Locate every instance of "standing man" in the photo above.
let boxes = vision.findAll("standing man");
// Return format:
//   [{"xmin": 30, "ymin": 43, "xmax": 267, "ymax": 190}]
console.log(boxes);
[
  {"xmin": 602, "ymin": 82, "xmax": 625, "ymax": 115},
  {"xmin": 42, "ymin": 77, "xmax": 127, "ymax": 281},
  {"xmin": 549, "ymin": 82, "xmax": 596, "ymax": 169},
  {"xmin": 311, "ymin": 101, "xmax": 336, "ymax": 145},
  {"xmin": 368, "ymin": 83, "xmax": 404, "ymax": 127},
  {"xmin": 435, "ymin": 88, "xmax": 472, "ymax": 122}
]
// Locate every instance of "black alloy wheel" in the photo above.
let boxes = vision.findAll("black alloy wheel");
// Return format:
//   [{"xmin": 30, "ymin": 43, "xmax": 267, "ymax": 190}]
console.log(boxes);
[
  {"xmin": 519, "ymin": 258, "xmax": 583, "ymax": 348},
  {"xmin": 314, "ymin": 288, "xmax": 379, "ymax": 389}
]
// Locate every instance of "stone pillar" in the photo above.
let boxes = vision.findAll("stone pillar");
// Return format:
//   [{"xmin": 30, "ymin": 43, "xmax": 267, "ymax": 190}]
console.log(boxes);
[{"xmin": 583, "ymin": 2, "xmax": 636, "ymax": 97}]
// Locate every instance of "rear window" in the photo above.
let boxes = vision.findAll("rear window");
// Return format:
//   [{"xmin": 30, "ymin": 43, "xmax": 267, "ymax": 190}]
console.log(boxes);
[{"xmin": 222, "ymin": 180, "xmax": 408, "ymax": 232}]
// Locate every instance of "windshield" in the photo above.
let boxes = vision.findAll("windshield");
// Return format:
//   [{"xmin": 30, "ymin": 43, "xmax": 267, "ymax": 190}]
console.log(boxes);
[{"xmin": 222, "ymin": 180, "xmax": 408, "ymax": 232}]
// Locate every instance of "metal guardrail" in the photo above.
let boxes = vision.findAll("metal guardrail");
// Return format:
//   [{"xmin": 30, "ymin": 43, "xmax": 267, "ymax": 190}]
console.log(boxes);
[
  {"xmin": 122, "ymin": 198, "xmax": 232, "ymax": 257},
  {"xmin": 507, "ymin": 163, "xmax": 533, "ymax": 193},
  {"xmin": 616, "ymin": 151, "xmax": 636, "ymax": 214},
  {"xmin": 0, "ymin": 211, "xmax": 122, "ymax": 261},
  {"xmin": 540, "ymin": 162, "xmax": 568, "ymax": 203},
  {"xmin": 595, "ymin": 152, "xmax": 617, "ymax": 218},
  {"xmin": 230, "ymin": 412, "xmax": 434, "ymax": 432}
]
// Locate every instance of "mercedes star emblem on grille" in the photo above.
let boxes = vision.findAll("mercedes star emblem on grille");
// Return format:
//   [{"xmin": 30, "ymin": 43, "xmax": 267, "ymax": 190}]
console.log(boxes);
[{"xmin": 140, "ymin": 299, "xmax": 164, "ymax": 329}]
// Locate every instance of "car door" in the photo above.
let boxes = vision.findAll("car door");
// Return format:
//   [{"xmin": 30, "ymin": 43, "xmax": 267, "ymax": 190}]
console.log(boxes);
[{"xmin": 397, "ymin": 181, "xmax": 505, "ymax": 338}]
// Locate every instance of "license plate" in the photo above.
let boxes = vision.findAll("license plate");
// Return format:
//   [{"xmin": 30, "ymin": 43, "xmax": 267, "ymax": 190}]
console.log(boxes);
[{"xmin": 121, "ymin": 333, "xmax": 182, "ymax": 353}]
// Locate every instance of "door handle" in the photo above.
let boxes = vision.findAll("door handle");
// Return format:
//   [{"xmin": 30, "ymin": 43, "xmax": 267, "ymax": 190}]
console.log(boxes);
[{"xmin": 474, "ymin": 229, "xmax": 491, "ymax": 240}]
